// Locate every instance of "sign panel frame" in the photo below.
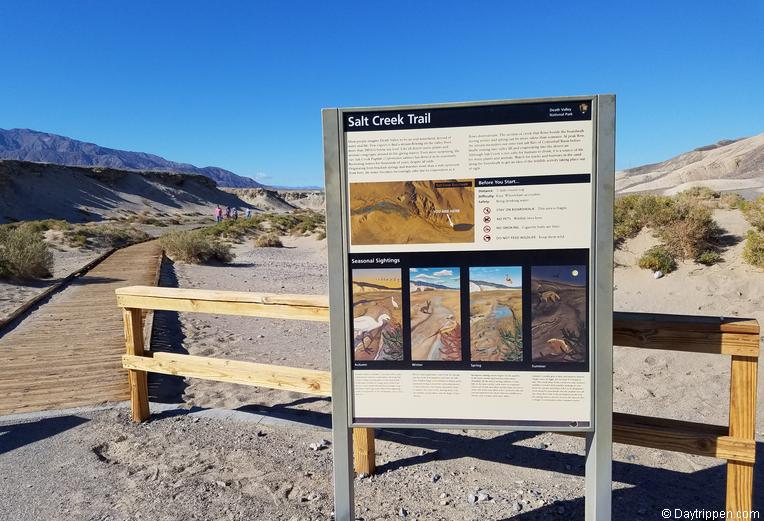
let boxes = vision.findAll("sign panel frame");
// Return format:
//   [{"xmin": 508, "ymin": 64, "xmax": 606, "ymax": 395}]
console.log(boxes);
[{"xmin": 324, "ymin": 95, "xmax": 614, "ymax": 519}]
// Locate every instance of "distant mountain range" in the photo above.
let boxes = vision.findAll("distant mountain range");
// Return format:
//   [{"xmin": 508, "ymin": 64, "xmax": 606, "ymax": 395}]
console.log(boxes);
[
  {"xmin": 0, "ymin": 128, "xmax": 263, "ymax": 188},
  {"xmin": 616, "ymin": 132, "xmax": 764, "ymax": 196}
]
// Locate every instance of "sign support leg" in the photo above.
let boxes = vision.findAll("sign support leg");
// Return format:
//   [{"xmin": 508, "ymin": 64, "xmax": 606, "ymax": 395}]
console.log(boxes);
[
  {"xmin": 332, "ymin": 424, "xmax": 354, "ymax": 521},
  {"xmin": 585, "ymin": 93, "xmax": 616, "ymax": 521},
  {"xmin": 324, "ymin": 108, "xmax": 355, "ymax": 521},
  {"xmin": 585, "ymin": 428, "xmax": 611, "ymax": 520}
]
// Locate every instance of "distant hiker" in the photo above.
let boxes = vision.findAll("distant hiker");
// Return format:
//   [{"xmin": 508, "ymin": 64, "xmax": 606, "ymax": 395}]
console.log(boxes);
[
  {"xmin": 245, "ymin": 208, "xmax": 252, "ymax": 219},
  {"xmin": 233, "ymin": 208, "xmax": 239, "ymax": 220},
  {"xmin": 225, "ymin": 206, "xmax": 231, "ymax": 219},
  {"xmin": 214, "ymin": 206, "xmax": 222, "ymax": 223}
]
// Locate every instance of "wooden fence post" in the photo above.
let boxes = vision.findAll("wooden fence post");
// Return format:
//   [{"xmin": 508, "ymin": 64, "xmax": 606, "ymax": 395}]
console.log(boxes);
[
  {"xmin": 353, "ymin": 427, "xmax": 376, "ymax": 475},
  {"xmin": 123, "ymin": 308, "xmax": 150, "ymax": 422},
  {"xmin": 725, "ymin": 355, "xmax": 758, "ymax": 514}
]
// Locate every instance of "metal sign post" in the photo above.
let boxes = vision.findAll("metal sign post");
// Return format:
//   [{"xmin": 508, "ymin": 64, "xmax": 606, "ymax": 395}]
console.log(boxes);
[
  {"xmin": 586, "ymin": 94, "xmax": 615, "ymax": 521},
  {"xmin": 323, "ymin": 95, "xmax": 615, "ymax": 520}
]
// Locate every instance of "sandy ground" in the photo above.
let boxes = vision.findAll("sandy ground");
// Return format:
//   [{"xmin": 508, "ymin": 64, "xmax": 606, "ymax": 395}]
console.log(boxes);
[
  {"xmin": 613, "ymin": 209, "xmax": 764, "ymax": 435},
  {"xmin": 150, "ymin": 235, "xmax": 331, "ymax": 414},
  {"xmin": 1, "ymin": 210, "xmax": 763, "ymax": 520}
]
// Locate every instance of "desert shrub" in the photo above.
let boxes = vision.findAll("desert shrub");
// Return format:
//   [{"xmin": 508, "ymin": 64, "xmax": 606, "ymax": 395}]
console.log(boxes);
[
  {"xmin": 203, "ymin": 217, "xmax": 264, "ymax": 241},
  {"xmin": 267, "ymin": 214, "xmax": 301, "ymax": 234},
  {"xmin": 741, "ymin": 195, "xmax": 764, "ymax": 231},
  {"xmin": 0, "ymin": 223, "xmax": 54, "ymax": 279},
  {"xmin": 615, "ymin": 194, "xmax": 722, "ymax": 260},
  {"xmin": 613, "ymin": 194, "xmax": 675, "ymax": 244},
  {"xmin": 676, "ymin": 186, "xmax": 720, "ymax": 205},
  {"xmin": 161, "ymin": 230, "xmax": 234, "ymax": 264},
  {"xmin": 254, "ymin": 233, "xmax": 283, "ymax": 248},
  {"xmin": 613, "ymin": 195, "xmax": 646, "ymax": 244},
  {"xmin": 742, "ymin": 230, "xmax": 764, "ymax": 268},
  {"xmin": 202, "ymin": 211, "xmax": 325, "ymax": 240},
  {"xmin": 289, "ymin": 211, "xmax": 325, "ymax": 235},
  {"xmin": 133, "ymin": 212, "xmax": 173, "ymax": 227},
  {"xmin": 719, "ymin": 192, "xmax": 744, "ymax": 209},
  {"xmin": 638, "ymin": 246, "xmax": 677, "ymax": 273},
  {"xmin": 655, "ymin": 201, "xmax": 722, "ymax": 260},
  {"xmin": 138, "ymin": 217, "xmax": 165, "ymax": 226},
  {"xmin": 64, "ymin": 224, "xmax": 149, "ymax": 249},
  {"xmin": 260, "ymin": 211, "xmax": 325, "ymax": 235},
  {"xmin": 23, "ymin": 219, "xmax": 71, "ymax": 233},
  {"xmin": 695, "ymin": 250, "xmax": 722, "ymax": 266},
  {"xmin": 0, "ymin": 219, "xmax": 71, "ymax": 234},
  {"xmin": 315, "ymin": 230, "xmax": 326, "ymax": 240},
  {"xmin": 66, "ymin": 232, "xmax": 88, "ymax": 248}
]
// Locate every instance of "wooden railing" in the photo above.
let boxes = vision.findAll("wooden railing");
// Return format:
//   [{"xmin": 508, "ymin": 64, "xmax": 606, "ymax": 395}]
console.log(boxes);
[
  {"xmin": 117, "ymin": 285, "xmax": 759, "ymax": 514},
  {"xmin": 117, "ymin": 285, "xmax": 375, "ymax": 476}
]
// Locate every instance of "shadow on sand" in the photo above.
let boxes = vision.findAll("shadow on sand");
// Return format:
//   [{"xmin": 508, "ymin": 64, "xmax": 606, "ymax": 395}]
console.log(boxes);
[
  {"xmin": 0, "ymin": 416, "xmax": 89, "ymax": 455},
  {"xmin": 69, "ymin": 276, "xmax": 122, "ymax": 286},
  {"xmin": 146, "ymin": 257, "xmax": 190, "ymax": 403},
  {"xmin": 235, "ymin": 396, "xmax": 332, "ymax": 429}
]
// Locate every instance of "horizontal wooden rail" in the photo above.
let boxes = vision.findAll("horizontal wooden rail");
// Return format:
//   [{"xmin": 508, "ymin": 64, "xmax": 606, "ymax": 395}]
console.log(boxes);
[
  {"xmin": 122, "ymin": 350, "xmax": 755, "ymax": 464},
  {"xmin": 613, "ymin": 311, "xmax": 760, "ymax": 356},
  {"xmin": 123, "ymin": 352, "xmax": 331, "ymax": 397},
  {"xmin": 566, "ymin": 413, "xmax": 755, "ymax": 463},
  {"xmin": 116, "ymin": 286, "xmax": 329, "ymax": 322}
]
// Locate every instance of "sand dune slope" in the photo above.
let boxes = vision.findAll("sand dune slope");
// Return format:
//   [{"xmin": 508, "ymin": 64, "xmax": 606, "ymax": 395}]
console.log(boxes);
[
  {"xmin": 0, "ymin": 160, "xmax": 253, "ymax": 223},
  {"xmin": 616, "ymin": 132, "xmax": 764, "ymax": 196}
]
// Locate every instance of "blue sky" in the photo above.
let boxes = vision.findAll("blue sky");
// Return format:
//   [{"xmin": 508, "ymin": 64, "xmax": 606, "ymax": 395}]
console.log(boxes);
[
  {"xmin": 1, "ymin": 2, "xmax": 761, "ymax": 186},
  {"xmin": 411, "ymin": 268, "xmax": 460, "ymax": 288},
  {"xmin": 469, "ymin": 267, "xmax": 522, "ymax": 288}
]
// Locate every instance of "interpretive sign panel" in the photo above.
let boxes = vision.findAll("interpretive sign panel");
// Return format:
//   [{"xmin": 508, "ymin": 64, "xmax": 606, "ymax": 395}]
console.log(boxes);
[{"xmin": 325, "ymin": 97, "xmax": 613, "ymax": 431}]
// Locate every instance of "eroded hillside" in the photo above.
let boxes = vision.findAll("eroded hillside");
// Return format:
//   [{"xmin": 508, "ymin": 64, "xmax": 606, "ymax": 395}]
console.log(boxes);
[{"xmin": 0, "ymin": 160, "xmax": 253, "ymax": 223}]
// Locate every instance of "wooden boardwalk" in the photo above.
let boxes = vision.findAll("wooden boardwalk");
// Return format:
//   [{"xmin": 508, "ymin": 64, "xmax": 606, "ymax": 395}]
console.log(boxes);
[{"xmin": 0, "ymin": 240, "xmax": 162, "ymax": 416}]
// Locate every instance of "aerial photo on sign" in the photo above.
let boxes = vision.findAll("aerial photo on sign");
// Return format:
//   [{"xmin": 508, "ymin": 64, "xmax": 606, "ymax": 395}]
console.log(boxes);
[
  {"xmin": 349, "ymin": 180, "xmax": 474, "ymax": 245},
  {"xmin": 531, "ymin": 265, "xmax": 587, "ymax": 362},
  {"xmin": 469, "ymin": 266, "xmax": 523, "ymax": 361},
  {"xmin": 409, "ymin": 267, "xmax": 462, "ymax": 361},
  {"xmin": 351, "ymin": 268, "xmax": 404, "ymax": 361}
]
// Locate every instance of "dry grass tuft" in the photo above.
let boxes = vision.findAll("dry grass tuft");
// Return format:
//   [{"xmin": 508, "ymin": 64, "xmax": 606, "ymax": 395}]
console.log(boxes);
[
  {"xmin": 161, "ymin": 230, "xmax": 234, "ymax": 264},
  {"xmin": 254, "ymin": 233, "xmax": 283, "ymax": 248}
]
